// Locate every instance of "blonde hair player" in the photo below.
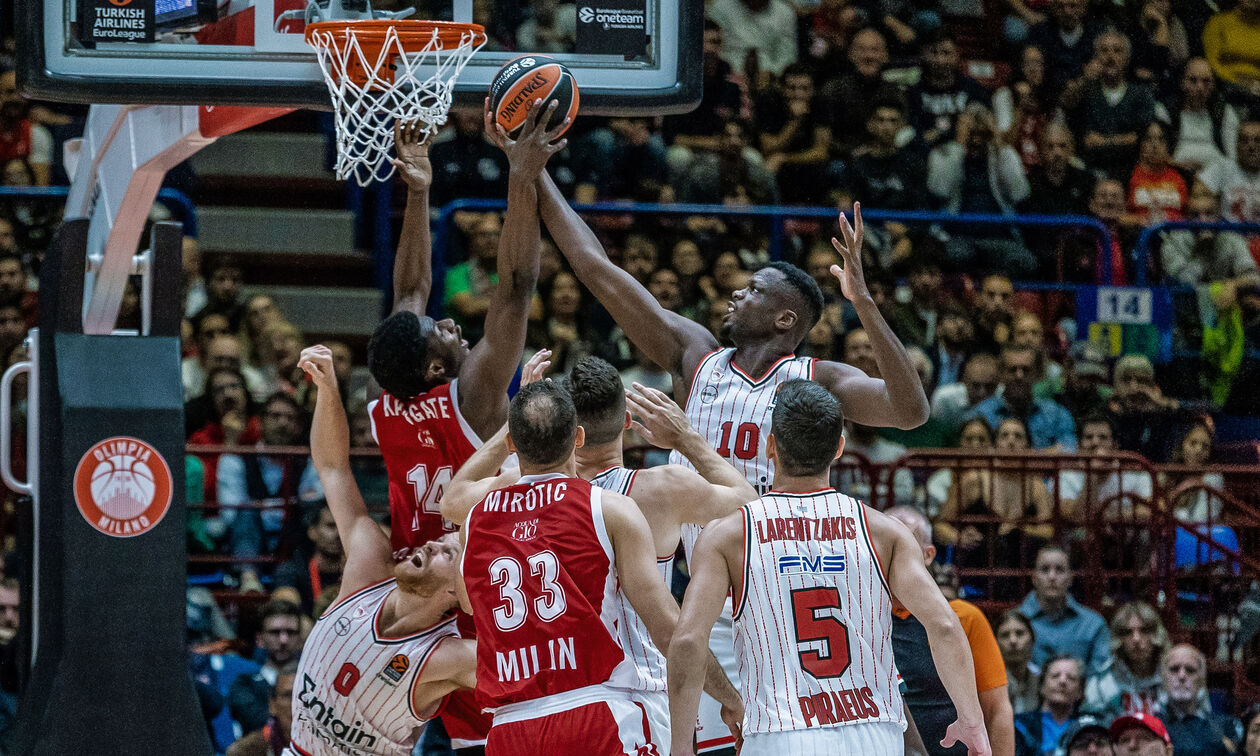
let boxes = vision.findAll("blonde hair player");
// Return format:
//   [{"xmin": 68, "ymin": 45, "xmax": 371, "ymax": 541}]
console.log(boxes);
[{"xmin": 282, "ymin": 345, "xmax": 476, "ymax": 756}]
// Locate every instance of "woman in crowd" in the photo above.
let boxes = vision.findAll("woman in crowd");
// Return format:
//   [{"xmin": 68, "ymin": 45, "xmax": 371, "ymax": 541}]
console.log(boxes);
[
  {"xmin": 926, "ymin": 417, "xmax": 994, "ymax": 518},
  {"xmin": 1014, "ymin": 654, "xmax": 1087, "ymax": 756},
  {"xmin": 1163, "ymin": 417, "xmax": 1228, "ymax": 523},
  {"xmin": 1084, "ymin": 600, "xmax": 1169, "ymax": 718},
  {"xmin": 237, "ymin": 293, "xmax": 284, "ymax": 400},
  {"xmin": 187, "ymin": 367, "xmax": 262, "ymax": 547},
  {"xmin": 526, "ymin": 270, "xmax": 617, "ymax": 375},
  {"xmin": 996, "ymin": 610, "xmax": 1041, "ymax": 715},
  {"xmin": 1127, "ymin": 120, "xmax": 1188, "ymax": 223},
  {"xmin": 993, "ymin": 45, "xmax": 1052, "ymax": 168},
  {"xmin": 936, "ymin": 417, "xmax": 1054, "ymax": 588}
]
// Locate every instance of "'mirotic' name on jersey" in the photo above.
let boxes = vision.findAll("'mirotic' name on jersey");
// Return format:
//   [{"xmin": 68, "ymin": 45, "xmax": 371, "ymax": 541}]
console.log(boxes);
[
  {"xmin": 496, "ymin": 636, "xmax": 578, "ymax": 682},
  {"xmin": 380, "ymin": 393, "xmax": 453, "ymax": 426},
  {"xmin": 297, "ymin": 673, "xmax": 378, "ymax": 750},
  {"xmin": 756, "ymin": 515, "xmax": 857, "ymax": 544},
  {"xmin": 481, "ymin": 482, "xmax": 569, "ymax": 513},
  {"xmin": 777, "ymin": 554, "xmax": 846, "ymax": 574}
]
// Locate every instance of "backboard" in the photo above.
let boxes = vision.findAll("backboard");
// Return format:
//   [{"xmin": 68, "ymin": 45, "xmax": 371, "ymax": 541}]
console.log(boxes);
[{"xmin": 19, "ymin": 0, "xmax": 701, "ymax": 115}]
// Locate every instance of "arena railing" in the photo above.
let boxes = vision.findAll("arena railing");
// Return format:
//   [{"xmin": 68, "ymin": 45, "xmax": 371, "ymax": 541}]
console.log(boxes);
[
  {"xmin": 426, "ymin": 200, "xmax": 1117, "ymax": 315},
  {"xmin": 0, "ymin": 185, "xmax": 198, "ymax": 237},
  {"xmin": 1133, "ymin": 219, "xmax": 1260, "ymax": 286},
  {"xmin": 180, "ymin": 442, "xmax": 1260, "ymax": 699}
]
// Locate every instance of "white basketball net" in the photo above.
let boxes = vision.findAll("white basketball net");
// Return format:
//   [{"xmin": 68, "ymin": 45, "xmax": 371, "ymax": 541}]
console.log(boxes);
[{"xmin": 308, "ymin": 23, "xmax": 485, "ymax": 186}]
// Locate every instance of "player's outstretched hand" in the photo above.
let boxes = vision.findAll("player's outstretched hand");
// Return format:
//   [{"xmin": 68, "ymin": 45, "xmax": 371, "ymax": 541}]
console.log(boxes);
[
  {"xmin": 484, "ymin": 96, "xmax": 569, "ymax": 179},
  {"xmin": 829, "ymin": 201, "xmax": 871, "ymax": 304},
  {"xmin": 941, "ymin": 718, "xmax": 992, "ymax": 756},
  {"xmin": 298, "ymin": 345, "xmax": 338, "ymax": 391},
  {"xmin": 626, "ymin": 382, "xmax": 692, "ymax": 450},
  {"xmin": 391, "ymin": 119, "xmax": 432, "ymax": 191},
  {"xmin": 520, "ymin": 349, "xmax": 552, "ymax": 387}
]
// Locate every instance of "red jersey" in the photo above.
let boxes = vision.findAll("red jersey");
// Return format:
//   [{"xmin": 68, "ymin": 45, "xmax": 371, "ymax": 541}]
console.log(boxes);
[
  {"xmin": 460, "ymin": 474, "xmax": 636, "ymax": 712},
  {"xmin": 368, "ymin": 379, "xmax": 481, "ymax": 558}
]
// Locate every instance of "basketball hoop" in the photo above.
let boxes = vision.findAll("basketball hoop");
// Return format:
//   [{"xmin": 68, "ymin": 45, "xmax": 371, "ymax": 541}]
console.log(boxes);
[{"xmin": 306, "ymin": 20, "xmax": 486, "ymax": 185}]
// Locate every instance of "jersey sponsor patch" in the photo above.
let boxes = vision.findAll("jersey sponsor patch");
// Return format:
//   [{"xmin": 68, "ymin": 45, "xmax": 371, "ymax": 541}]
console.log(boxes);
[
  {"xmin": 777, "ymin": 554, "xmax": 846, "ymax": 574},
  {"xmin": 380, "ymin": 654, "xmax": 410, "ymax": 685}
]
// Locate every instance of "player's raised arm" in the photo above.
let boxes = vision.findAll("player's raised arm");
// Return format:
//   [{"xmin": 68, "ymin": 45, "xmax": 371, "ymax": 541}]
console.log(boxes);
[
  {"xmin": 869, "ymin": 507, "xmax": 992, "ymax": 756},
  {"xmin": 536, "ymin": 172, "xmax": 717, "ymax": 385},
  {"xmin": 625, "ymin": 382, "xmax": 757, "ymax": 522},
  {"xmin": 458, "ymin": 99, "xmax": 567, "ymax": 435},
  {"xmin": 667, "ymin": 512, "xmax": 745, "ymax": 756},
  {"xmin": 300, "ymin": 345, "xmax": 394, "ymax": 590},
  {"xmin": 389, "ymin": 121, "xmax": 435, "ymax": 317},
  {"xmin": 814, "ymin": 203, "xmax": 930, "ymax": 429},
  {"xmin": 440, "ymin": 350, "xmax": 550, "ymax": 525}
]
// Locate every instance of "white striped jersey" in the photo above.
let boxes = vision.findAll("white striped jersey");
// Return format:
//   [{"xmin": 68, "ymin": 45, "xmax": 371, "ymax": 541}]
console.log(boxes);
[
  {"xmin": 732, "ymin": 490, "xmax": 902, "ymax": 736},
  {"xmin": 590, "ymin": 465, "xmax": 674, "ymax": 694},
  {"xmin": 669, "ymin": 348, "xmax": 816, "ymax": 558},
  {"xmin": 289, "ymin": 579, "xmax": 459, "ymax": 756}
]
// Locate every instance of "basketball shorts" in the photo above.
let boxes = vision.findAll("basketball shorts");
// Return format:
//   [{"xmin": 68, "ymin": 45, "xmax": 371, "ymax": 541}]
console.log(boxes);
[
  {"xmin": 440, "ymin": 689, "xmax": 492, "ymax": 749},
  {"xmin": 695, "ymin": 600, "xmax": 741, "ymax": 754},
  {"xmin": 741, "ymin": 721, "xmax": 903, "ymax": 756},
  {"xmin": 628, "ymin": 690, "xmax": 670, "ymax": 756},
  {"xmin": 487, "ymin": 685, "xmax": 661, "ymax": 756}
]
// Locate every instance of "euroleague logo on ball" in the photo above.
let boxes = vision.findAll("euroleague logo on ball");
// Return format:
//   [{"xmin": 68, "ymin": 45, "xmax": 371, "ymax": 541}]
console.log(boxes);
[{"xmin": 73, "ymin": 436, "xmax": 173, "ymax": 538}]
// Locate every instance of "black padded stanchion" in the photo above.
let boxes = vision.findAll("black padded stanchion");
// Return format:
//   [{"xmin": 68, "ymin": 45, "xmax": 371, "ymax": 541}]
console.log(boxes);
[{"xmin": 10, "ymin": 220, "xmax": 211, "ymax": 754}]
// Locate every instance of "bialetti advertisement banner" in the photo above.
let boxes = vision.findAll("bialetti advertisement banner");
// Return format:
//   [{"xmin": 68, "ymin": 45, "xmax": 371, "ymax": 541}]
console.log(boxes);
[
  {"xmin": 84, "ymin": 0, "xmax": 156, "ymax": 43},
  {"xmin": 576, "ymin": 0, "xmax": 649, "ymax": 57}
]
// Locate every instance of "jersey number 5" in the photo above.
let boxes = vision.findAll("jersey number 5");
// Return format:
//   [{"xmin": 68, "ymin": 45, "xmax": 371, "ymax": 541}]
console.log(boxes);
[
  {"xmin": 790, "ymin": 587, "xmax": 852, "ymax": 679},
  {"xmin": 488, "ymin": 551, "xmax": 568, "ymax": 631},
  {"xmin": 407, "ymin": 463, "xmax": 454, "ymax": 531}
]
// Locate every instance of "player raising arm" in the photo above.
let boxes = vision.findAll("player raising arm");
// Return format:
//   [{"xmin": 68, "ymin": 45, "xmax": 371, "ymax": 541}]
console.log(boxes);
[
  {"xmin": 286, "ymin": 345, "xmax": 475, "ymax": 756},
  {"xmin": 455, "ymin": 382, "xmax": 740, "ymax": 754},
  {"xmin": 367, "ymin": 99, "xmax": 568, "ymax": 556},
  {"xmin": 536, "ymin": 175, "xmax": 928, "ymax": 432},
  {"xmin": 667, "ymin": 379, "xmax": 991, "ymax": 756}
]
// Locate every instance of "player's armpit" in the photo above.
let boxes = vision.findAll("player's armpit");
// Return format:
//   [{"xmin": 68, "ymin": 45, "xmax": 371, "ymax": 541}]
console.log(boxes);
[
  {"xmin": 602, "ymin": 491, "xmax": 680, "ymax": 653},
  {"xmin": 441, "ymin": 423, "xmax": 517, "ymax": 525},
  {"xmin": 659, "ymin": 465, "xmax": 755, "ymax": 527},
  {"xmin": 813, "ymin": 359, "xmax": 920, "ymax": 430},
  {"xmin": 423, "ymin": 637, "xmax": 478, "ymax": 692}
]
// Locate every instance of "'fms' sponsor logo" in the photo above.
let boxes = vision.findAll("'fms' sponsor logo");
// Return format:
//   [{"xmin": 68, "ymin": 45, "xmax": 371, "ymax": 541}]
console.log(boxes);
[{"xmin": 778, "ymin": 554, "xmax": 846, "ymax": 574}]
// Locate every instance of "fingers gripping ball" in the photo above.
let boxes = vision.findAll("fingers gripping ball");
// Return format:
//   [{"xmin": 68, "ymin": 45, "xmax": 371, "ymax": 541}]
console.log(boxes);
[{"xmin": 489, "ymin": 55, "xmax": 579, "ymax": 138}]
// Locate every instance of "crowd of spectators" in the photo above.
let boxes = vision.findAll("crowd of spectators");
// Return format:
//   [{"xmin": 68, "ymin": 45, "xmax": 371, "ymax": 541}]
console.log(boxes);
[{"xmin": 0, "ymin": 1, "xmax": 1258, "ymax": 754}]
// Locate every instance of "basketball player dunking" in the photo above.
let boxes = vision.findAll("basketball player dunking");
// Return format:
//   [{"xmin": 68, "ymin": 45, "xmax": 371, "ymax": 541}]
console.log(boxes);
[
  {"xmin": 457, "ymin": 381, "xmax": 740, "ymax": 755},
  {"xmin": 284, "ymin": 346, "xmax": 477, "ymax": 756},
  {"xmin": 668, "ymin": 379, "xmax": 992, "ymax": 756},
  {"xmin": 442, "ymin": 356, "xmax": 756, "ymax": 754},
  {"xmin": 366, "ymin": 101, "xmax": 566, "ymax": 752},
  {"xmin": 538, "ymin": 178, "xmax": 929, "ymax": 752}
]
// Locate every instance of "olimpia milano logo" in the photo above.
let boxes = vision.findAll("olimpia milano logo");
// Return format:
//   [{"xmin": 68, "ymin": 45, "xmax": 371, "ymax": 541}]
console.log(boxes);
[{"xmin": 579, "ymin": 6, "xmax": 646, "ymax": 26}]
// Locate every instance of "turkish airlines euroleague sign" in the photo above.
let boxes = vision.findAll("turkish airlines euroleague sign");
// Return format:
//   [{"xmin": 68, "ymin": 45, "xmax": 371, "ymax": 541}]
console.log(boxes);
[
  {"xmin": 83, "ymin": 0, "xmax": 155, "ymax": 43},
  {"xmin": 73, "ymin": 437, "xmax": 173, "ymax": 538}
]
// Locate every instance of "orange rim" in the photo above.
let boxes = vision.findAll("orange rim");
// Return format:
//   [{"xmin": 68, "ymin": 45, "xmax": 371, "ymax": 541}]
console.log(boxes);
[{"xmin": 306, "ymin": 20, "xmax": 487, "ymax": 87}]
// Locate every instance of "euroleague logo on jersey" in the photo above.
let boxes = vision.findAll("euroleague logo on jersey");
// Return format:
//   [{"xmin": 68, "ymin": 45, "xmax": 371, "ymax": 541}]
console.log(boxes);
[{"xmin": 73, "ymin": 436, "xmax": 172, "ymax": 538}]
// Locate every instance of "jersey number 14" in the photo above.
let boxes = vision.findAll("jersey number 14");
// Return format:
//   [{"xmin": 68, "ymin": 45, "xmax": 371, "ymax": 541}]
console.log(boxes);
[{"xmin": 407, "ymin": 463, "xmax": 454, "ymax": 531}]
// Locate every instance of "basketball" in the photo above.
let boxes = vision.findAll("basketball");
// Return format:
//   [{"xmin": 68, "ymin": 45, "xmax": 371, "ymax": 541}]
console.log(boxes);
[{"xmin": 488, "ymin": 55, "xmax": 579, "ymax": 139}]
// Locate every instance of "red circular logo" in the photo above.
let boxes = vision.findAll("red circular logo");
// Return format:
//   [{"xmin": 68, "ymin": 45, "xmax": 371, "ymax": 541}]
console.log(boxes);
[{"xmin": 73, "ymin": 437, "xmax": 172, "ymax": 538}]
